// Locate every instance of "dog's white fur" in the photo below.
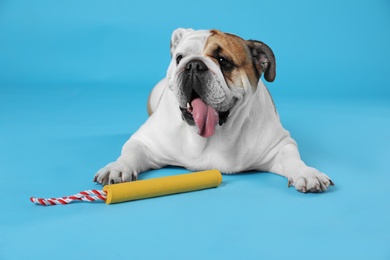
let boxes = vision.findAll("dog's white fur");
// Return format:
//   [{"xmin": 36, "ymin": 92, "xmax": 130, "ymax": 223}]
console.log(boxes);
[{"xmin": 94, "ymin": 28, "xmax": 333, "ymax": 192}]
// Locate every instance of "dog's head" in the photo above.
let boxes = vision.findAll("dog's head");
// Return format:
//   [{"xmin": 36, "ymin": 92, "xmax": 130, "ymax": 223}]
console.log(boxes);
[{"xmin": 167, "ymin": 28, "xmax": 276, "ymax": 138}]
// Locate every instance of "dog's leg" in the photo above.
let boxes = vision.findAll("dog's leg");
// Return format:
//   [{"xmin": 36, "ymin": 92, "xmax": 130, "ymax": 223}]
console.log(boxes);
[
  {"xmin": 95, "ymin": 79, "xmax": 173, "ymax": 186},
  {"xmin": 269, "ymin": 143, "xmax": 334, "ymax": 193},
  {"xmin": 93, "ymin": 139, "xmax": 164, "ymax": 185}
]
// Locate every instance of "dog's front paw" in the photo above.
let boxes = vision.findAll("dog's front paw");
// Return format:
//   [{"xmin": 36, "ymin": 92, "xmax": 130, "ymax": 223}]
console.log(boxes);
[
  {"xmin": 287, "ymin": 167, "xmax": 334, "ymax": 193},
  {"xmin": 93, "ymin": 161, "xmax": 138, "ymax": 186}
]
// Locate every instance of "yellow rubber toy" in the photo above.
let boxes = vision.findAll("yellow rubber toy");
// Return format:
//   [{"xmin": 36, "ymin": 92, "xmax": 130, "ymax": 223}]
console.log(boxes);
[{"xmin": 103, "ymin": 169, "xmax": 222, "ymax": 204}]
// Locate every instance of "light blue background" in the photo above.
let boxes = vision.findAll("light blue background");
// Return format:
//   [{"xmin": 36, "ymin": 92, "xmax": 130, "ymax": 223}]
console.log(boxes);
[{"xmin": 1, "ymin": 0, "xmax": 389, "ymax": 259}]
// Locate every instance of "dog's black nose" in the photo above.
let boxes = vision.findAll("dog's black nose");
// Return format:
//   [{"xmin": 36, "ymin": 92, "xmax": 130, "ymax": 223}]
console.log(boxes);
[{"xmin": 185, "ymin": 60, "xmax": 208, "ymax": 73}]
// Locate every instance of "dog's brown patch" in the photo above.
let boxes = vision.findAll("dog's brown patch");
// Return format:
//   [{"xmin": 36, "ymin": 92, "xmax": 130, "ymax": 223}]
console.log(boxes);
[
  {"xmin": 147, "ymin": 92, "xmax": 153, "ymax": 116},
  {"xmin": 203, "ymin": 30, "xmax": 260, "ymax": 88}
]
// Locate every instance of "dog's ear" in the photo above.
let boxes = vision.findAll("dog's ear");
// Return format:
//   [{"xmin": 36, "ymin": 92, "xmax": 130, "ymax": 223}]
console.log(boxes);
[
  {"xmin": 170, "ymin": 28, "xmax": 194, "ymax": 56},
  {"xmin": 246, "ymin": 40, "xmax": 276, "ymax": 82}
]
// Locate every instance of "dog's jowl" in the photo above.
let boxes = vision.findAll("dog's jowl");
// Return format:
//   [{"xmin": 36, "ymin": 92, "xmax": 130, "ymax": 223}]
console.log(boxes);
[{"xmin": 94, "ymin": 28, "xmax": 334, "ymax": 193}]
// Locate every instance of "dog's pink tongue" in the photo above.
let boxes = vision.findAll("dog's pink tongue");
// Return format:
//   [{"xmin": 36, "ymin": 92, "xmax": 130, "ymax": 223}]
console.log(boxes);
[{"xmin": 191, "ymin": 98, "xmax": 219, "ymax": 138}]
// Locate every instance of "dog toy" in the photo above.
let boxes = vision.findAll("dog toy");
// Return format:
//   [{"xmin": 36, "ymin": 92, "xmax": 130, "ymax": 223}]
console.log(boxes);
[{"xmin": 30, "ymin": 169, "xmax": 222, "ymax": 206}]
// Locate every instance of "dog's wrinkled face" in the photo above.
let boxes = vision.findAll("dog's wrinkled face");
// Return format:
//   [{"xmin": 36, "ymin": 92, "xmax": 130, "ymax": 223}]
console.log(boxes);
[{"xmin": 167, "ymin": 28, "xmax": 276, "ymax": 138}]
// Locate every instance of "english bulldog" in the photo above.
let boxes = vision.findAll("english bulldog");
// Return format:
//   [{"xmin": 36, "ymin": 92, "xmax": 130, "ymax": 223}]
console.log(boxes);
[{"xmin": 93, "ymin": 28, "xmax": 334, "ymax": 193}]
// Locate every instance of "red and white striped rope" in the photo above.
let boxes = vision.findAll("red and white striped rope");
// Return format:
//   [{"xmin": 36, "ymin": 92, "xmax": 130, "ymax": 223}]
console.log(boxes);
[{"xmin": 30, "ymin": 189, "xmax": 107, "ymax": 206}]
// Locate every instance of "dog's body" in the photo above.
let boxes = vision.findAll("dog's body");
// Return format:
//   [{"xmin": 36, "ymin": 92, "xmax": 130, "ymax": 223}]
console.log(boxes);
[{"xmin": 94, "ymin": 28, "xmax": 334, "ymax": 192}]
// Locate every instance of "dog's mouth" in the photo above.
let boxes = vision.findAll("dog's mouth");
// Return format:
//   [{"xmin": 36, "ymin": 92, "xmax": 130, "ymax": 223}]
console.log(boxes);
[{"xmin": 179, "ymin": 90, "xmax": 229, "ymax": 138}]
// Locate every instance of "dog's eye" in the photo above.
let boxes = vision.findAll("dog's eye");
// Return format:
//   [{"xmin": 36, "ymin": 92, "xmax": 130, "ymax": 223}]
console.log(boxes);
[
  {"xmin": 176, "ymin": 55, "xmax": 183, "ymax": 65},
  {"xmin": 218, "ymin": 57, "xmax": 234, "ymax": 71}
]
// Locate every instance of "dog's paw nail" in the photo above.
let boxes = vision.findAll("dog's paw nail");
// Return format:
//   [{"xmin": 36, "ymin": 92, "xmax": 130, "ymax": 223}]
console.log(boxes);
[
  {"xmin": 329, "ymin": 179, "xmax": 335, "ymax": 186},
  {"xmin": 308, "ymin": 185, "xmax": 320, "ymax": 193}
]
